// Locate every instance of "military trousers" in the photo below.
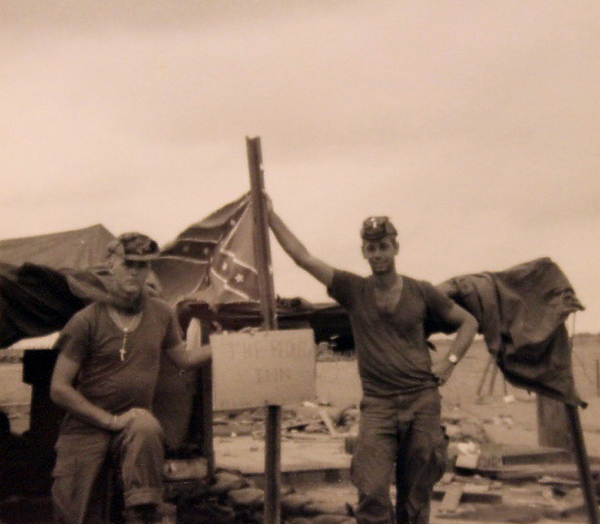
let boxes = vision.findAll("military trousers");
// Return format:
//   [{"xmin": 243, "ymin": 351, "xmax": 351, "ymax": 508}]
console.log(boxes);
[
  {"xmin": 351, "ymin": 388, "xmax": 448, "ymax": 524},
  {"xmin": 52, "ymin": 409, "xmax": 165, "ymax": 524}
]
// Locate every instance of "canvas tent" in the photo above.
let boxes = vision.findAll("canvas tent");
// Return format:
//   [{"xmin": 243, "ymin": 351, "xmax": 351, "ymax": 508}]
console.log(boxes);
[
  {"xmin": 0, "ymin": 224, "xmax": 115, "ymax": 270},
  {"xmin": 0, "ymin": 225, "xmax": 116, "ymax": 347}
]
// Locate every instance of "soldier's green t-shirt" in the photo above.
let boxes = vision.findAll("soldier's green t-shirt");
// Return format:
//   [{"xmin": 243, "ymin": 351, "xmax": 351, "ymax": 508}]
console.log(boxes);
[
  {"xmin": 53, "ymin": 297, "xmax": 182, "ymax": 434},
  {"xmin": 328, "ymin": 270, "xmax": 456, "ymax": 397}
]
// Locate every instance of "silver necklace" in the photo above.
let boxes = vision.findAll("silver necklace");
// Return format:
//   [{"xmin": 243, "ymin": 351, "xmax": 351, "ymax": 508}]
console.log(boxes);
[{"xmin": 109, "ymin": 309, "xmax": 141, "ymax": 361}]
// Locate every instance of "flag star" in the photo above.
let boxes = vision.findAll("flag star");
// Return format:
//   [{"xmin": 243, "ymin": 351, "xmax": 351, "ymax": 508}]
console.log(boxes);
[
  {"xmin": 229, "ymin": 219, "xmax": 237, "ymax": 226},
  {"xmin": 234, "ymin": 273, "xmax": 244, "ymax": 283},
  {"xmin": 203, "ymin": 247, "xmax": 211, "ymax": 255},
  {"xmin": 222, "ymin": 262, "xmax": 228, "ymax": 271},
  {"xmin": 182, "ymin": 245, "xmax": 190, "ymax": 253}
]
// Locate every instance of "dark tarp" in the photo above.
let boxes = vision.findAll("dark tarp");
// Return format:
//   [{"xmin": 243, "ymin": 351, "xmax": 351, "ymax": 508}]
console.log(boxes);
[
  {"xmin": 0, "ymin": 225, "xmax": 117, "ymax": 348},
  {"xmin": 0, "ymin": 264, "xmax": 162, "ymax": 349},
  {"xmin": 0, "ymin": 222, "xmax": 585, "ymax": 406},
  {"xmin": 0, "ymin": 263, "xmax": 86, "ymax": 348},
  {"xmin": 438, "ymin": 257, "xmax": 584, "ymax": 405}
]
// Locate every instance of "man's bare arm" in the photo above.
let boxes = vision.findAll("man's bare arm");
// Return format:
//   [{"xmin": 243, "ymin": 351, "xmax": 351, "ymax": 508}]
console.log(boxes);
[
  {"xmin": 166, "ymin": 341, "xmax": 211, "ymax": 371},
  {"xmin": 431, "ymin": 304, "xmax": 478, "ymax": 385},
  {"xmin": 50, "ymin": 354, "xmax": 141, "ymax": 431},
  {"xmin": 268, "ymin": 208, "xmax": 334, "ymax": 288}
]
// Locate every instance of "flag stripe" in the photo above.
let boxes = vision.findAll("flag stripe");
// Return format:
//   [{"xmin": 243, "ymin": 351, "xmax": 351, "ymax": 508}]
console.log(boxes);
[
  {"xmin": 209, "ymin": 267, "xmax": 254, "ymax": 301},
  {"xmin": 155, "ymin": 193, "xmax": 259, "ymax": 306}
]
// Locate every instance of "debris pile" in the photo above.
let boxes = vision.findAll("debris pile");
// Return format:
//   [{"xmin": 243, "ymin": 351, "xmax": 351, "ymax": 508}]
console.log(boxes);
[
  {"xmin": 431, "ymin": 441, "xmax": 600, "ymax": 521},
  {"xmin": 214, "ymin": 403, "xmax": 359, "ymax": 440},
  {"xmin": 209, "ymin": 402, "xmax": 600, "ymax": 522},
  {"xmin": 176, "ymin": 469, "xmax": 358, "ymax": 524}
]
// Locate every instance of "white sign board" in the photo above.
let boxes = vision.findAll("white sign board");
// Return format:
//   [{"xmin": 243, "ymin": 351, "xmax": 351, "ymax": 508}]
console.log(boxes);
[{"xmin": 211, "ymin": 329, "xmax": 316, "ymax": 410}]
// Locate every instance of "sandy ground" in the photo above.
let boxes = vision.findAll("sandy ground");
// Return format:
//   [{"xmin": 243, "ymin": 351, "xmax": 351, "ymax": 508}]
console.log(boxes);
[
  {"xmin": 3, "ymin": 335, "xmax": 600, "ymax": 523},
  {"xmin": 211, "ymin": 336, "xmax": 600, "ymax": 524}
]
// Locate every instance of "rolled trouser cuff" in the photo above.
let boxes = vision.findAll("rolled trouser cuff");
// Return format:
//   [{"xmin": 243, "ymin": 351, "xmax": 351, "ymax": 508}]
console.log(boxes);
[{"xmin": 124, "ymin": 487, "xmax": 163, "ymax": 507}]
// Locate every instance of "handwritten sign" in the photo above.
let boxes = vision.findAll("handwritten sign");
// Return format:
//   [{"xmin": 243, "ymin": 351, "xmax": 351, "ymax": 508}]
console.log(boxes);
[{"xmin": 211, "ymin": 329, "xmax": 316, "ymax": 410}]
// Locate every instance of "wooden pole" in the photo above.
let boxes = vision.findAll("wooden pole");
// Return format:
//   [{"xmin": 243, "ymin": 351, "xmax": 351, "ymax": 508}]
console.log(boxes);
[
  {"xmin": 564, "ymin": 315, "xmax": 599, "ymax": 524},
  {"xmin": 565, "ymin": 403, "xmax": 600, "ymax": 524},
  {"xmin": 488, "ymin": 362, "xmax": 499, "ymax": 396},
  {"xmin": 246, "ymin": 136, "xmax": 281, "ymax": 524},
  {"xmin": 476, "ymin": 355, "xmax": 493, "ymax": 397}
]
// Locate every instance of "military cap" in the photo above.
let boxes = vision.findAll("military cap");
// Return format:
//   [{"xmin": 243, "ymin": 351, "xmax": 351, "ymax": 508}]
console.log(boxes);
[
  {"xmin": 107, "ymin": 232, "xmax": 160, "ymax": 261},
  {"xmin": 360, "ymin": 216, "xmax": 398, "ymax": 240}
]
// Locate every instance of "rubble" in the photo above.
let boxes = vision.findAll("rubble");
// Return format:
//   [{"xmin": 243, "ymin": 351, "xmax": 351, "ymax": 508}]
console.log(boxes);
[
  {"xmin": 176, "ymin": 468, "xmax": 358, "ymax": 524},
  {"xmin": 206, "ymin": 394, "xmax": 600, "ymax": 523},
  {"xmin": 214, "ymin": 403, "xmax": 359, "ymax": 440}
]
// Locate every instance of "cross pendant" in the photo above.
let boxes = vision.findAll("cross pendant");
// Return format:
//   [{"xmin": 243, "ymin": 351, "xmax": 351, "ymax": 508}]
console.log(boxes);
[{"xmin": 119, "ymin": 347, "xmax": 126, "ymax": 361}]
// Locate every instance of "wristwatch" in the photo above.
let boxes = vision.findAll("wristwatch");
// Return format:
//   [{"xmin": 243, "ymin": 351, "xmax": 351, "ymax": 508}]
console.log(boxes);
[{"xmin": 447, "ymin": 354, "xmax": 459, "ymax": 365}]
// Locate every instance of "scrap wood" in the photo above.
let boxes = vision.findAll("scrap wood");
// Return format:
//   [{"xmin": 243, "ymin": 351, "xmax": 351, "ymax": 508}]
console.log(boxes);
[
  {"xmin": 464, "ymin": 482, "xmax": 492, "ymax": 494},
  {"xmin": 439, "ymin": 472, "xmax": 455, "ymax": 485},
  {"xmin": 437, "ymin": 503, "xmax": 544, "ymax": 523},
  {"xmin": 538, "ymin": 475, "xmax": 581, "ymax": 488},
  {"xmin": 283, "ymin": 419, "xmax": 313, "ymax": 431},
  {"xmin": 319, "ymin": 408, "xmax": 339, "ymax": 437},
  {"xmin": 437, "ymin": 483, "xmax": 464, "ymax": 513},
  {"xmin": 433, "ymin": 480, "xmax": 501, "ymax": 505},
  {"xmin": 478, "ymin": 462, "xmax": 600, "ymax": 481},
  {"xmin": 455, "ymin": 452, "xmax": 480, "ymax": 470},
  {"xmin": 500, "ymin": 446, "xmax": 573, "ymax": 466}
]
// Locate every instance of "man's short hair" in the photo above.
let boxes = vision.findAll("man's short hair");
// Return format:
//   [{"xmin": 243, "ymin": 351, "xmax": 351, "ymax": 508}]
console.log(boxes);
[
  {"xmin": 107, "ymin": 232, "xmax": 160, "ymax": 261},
  {"xmin": 360, "ymin": 216, "xmax": 398, "ymax": 241}
]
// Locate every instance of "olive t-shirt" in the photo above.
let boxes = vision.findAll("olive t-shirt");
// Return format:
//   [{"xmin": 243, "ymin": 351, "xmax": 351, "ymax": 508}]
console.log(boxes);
[
  {"xmin": 328, "ymin": 270, "xmax": 456, "ymax": 397},
  {"xmin": 54, "ymin": 297, "xmax": 182, "ymax": 433}
]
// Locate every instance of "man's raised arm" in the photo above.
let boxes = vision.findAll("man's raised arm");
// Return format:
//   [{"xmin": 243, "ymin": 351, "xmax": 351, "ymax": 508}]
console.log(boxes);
[{"xmin": 267, "ymin": 205, "xmax": 334, "ymax": 288}]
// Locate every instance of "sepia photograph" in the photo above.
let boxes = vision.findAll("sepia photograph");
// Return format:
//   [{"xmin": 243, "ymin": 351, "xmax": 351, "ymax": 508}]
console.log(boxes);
[{"xmin": 1, "ymin": 2, "xmax": 599, "ymax": 523}]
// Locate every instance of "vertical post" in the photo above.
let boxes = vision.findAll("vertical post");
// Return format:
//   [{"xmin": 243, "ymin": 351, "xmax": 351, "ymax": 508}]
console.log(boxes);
[
  {"xmin": 200, "ymin": 318, "xmax": 215, "ymax": 478},
  {"xmin": 596, "ymin": 359, "xmax": 599, "ymax": 398},
  {"xmin": 565, "ymin": 403, "xmax": 600, "ymax": 524},
  {"xmin": 246, "ymin": 136, "xmax": 281, "ymax": 524},
  {"xmin": 476, "ymin": 355, "xmax": 493, "ymax": 398},
  {"xmin": 488, "ymin": 363, "xmax": 499, "ymax": 396}
]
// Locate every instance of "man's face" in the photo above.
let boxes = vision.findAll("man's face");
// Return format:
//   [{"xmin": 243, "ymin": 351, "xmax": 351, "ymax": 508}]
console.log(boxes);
[
  {"xmin": 110, "ymin": 255, "xmax": 151, "ymax": 295},
  {"xmin": 361, "ymin": 235, "xmax": 399, "ymax": 275}
]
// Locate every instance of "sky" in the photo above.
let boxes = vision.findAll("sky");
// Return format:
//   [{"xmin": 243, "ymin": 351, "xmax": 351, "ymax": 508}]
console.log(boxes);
[{"xmin": 1, "ymin": 1, "xmax": 599, "ymax": 332}]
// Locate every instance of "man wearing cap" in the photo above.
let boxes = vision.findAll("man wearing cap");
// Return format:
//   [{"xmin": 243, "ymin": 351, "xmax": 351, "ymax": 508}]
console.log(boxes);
[
  {"xmin": 50, "ymin": 233, "xmax": 211, "ymax": 524},
  {"xmin": 267, "ymin": 206, "xmax": 478, "ymax": 524}
]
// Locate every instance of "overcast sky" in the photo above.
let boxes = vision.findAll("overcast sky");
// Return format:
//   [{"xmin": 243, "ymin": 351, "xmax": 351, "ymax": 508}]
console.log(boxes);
[{"xmin": 2, "ymin": 1, "xmax": 599, "ymax": 332}]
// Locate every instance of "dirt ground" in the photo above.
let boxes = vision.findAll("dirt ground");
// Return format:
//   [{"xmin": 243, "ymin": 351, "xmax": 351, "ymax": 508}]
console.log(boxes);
[
  {"xmin": 211, "ymin": 335, "xmax": 600, "ymax": 524},
  {"xmin": 2, "ymin": 334, "xmax": 600, "ymax": 523}
]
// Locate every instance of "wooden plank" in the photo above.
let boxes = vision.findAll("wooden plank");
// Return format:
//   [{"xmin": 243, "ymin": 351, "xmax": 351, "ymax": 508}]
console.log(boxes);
[
  {"xmin": 433, "ymin": 485, "xmax": 502, "ymax": 504},
  {"xmin": 319, "ymin": 408, "xmax": 338, "ymax": 437},
  {"xmin": 437, "ymin": 483, "xmax": 464, "ymax": 513},
  {"xmin": 501, "ymin": 447, "xmax": 573, "ymax": 466},
  {"xmin": 493, "ymin": 462, "xmax": 599, "ymax": 481},
  {"xmin": 439, "ymin": 472, "xmax": 455, "ymax": 485}
]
